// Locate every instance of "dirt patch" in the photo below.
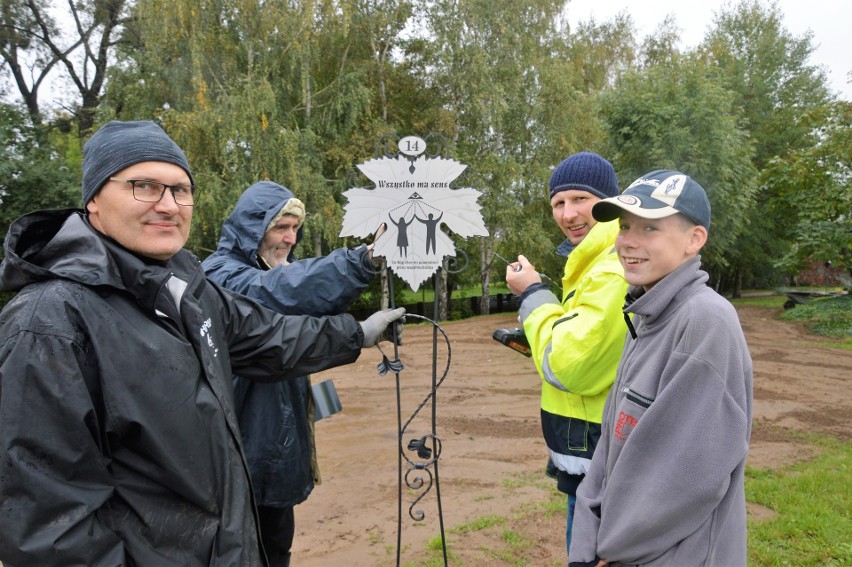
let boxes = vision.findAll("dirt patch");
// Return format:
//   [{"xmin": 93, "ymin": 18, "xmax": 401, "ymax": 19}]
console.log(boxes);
[{"xmin": 292, "ymin": 306, "xmax": 852, "ymax": 566}]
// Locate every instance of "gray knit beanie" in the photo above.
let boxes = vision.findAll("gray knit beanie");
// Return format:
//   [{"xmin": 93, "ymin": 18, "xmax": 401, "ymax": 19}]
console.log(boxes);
[
  {"xmin": 549, "ymin": 151, "xmax": 618, "ymax": 200},
  {"xmin": 82, "ymin": 120, "xmax": 194, "ymax": 207}
]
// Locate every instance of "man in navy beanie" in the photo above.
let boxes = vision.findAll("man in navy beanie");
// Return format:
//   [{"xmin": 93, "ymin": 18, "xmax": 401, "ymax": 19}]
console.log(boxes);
[
  {"xmin": 505, "ymin": 151, "xmax": 627, "ymax": 560},
  {"xmin": 0, "ymin": 120, "xmax": 404, "ymax": 565}
]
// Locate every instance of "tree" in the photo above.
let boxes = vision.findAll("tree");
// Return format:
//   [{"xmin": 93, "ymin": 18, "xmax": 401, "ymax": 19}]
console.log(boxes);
[
  {"xmin": 0, "ymin": 100, "xmax": 78, "ymax": 240},
  {"xmin": 763, "ymin": 101, "xmax": 852, "ymax": 282},
  {"xmin": 416, "ymin": 0, "xmax": 615, "ymax": 318},
  {"xmin": 562, "ymin": 9, "xmax": 637, "ymax": 91},
  {"xmin": 0, "ymin": 0, "xmax": 129, "ymax": 133},
  {"xmin": 702, "ymin": 0, "xmax": 831, "ymax": 170},
  {"xmin": 102, "ymin": 0, "xmax": 398, "ymax": 258},
  {"xmin": 700, "ymin": 0, "xmax": 834, "ymax": 293},
  {"xmin": 600, "ymin": 53, "xmax": 758, "ymax": 278}
]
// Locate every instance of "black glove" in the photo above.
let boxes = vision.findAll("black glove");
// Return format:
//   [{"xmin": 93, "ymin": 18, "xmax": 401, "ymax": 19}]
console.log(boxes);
[{"xmin": 359, "ymin": 307, "xmax": 405, "ymax": 347}]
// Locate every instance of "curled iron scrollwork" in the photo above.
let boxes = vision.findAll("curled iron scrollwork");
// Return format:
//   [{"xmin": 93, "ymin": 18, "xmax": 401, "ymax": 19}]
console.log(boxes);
[
  {"xmin": 423, "ymin": 133, "xmax": 449, "ymax": 159},
  {"xmin": 375, "ymin": 311, "xmax": 451, "ymax": 529},
  {"xmin": 444, "ymin": 249, "xmax": 469, "ymax": 274},
  {"xmin": 396, "ymin": 314, "xmax": 449, "ymax": 524},
  {"xmin": 375, "ymin": 132, "xmax": 401, "ymax": 159}
]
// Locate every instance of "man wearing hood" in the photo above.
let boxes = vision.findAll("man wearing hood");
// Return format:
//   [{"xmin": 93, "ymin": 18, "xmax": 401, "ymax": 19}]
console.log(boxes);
[
  {"xmin": 202, "ymin": 181, "xmax": 382, "ymax": 566},
  {"xmin": 0, "ymin": 120, "xmax": 403, "ymax": 566}
]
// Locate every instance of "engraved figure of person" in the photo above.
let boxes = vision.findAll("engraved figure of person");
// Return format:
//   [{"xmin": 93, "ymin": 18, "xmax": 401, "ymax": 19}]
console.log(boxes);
[
  {"xmin": 416, "ymin": 212, "xmax": 443, "ymax": 255},
  {"xmin": 390, "ymin": 214, "xmax": 414, "ymax": 257}
]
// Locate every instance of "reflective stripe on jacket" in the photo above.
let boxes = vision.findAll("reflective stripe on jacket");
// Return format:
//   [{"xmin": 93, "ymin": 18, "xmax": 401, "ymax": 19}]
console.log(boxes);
[{"xmin": 519, "ymin": 220, "xmax": 627, "ymax": 489}]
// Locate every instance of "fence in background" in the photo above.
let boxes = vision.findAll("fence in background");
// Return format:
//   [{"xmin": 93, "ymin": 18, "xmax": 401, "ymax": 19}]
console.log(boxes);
[{"xmin": 349, "ymin": 293, "xmax": 520, "ymax": 322}]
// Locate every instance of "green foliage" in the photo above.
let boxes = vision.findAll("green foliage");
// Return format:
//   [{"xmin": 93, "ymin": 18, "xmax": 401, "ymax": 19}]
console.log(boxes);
[
  {"xmin": 600, "ymin": 54, "xmax": 758, "ymax": 273},
  {"xmin": 0, "ymin": 289, "xmax": 14, "ymax": 311},
  {"xmin": 702, "ymin": 0, "xmax": 832, "ymax": 169},
  {"xmin": 0, "ymin": 103, "xmax": 79, "ymax": 240},
  {"xmin": 699, "ymin": 0, "xmax": 835, "ymax": 294},
  {"xmin": 780, "ymin": 295, "xmax": 852, "ymax": 339},
  {"xmin": 762, "ymin": 102, "xmax": 852, "ymax": 275},
  {"xmin": 2, "ymin": 0, "xmax": 846, "ymax": 302},
  {"xmin": 101, "ymin": 0, "xmax": 409, "ymax": 257},
  {"xmin": 417, "ymin": 0, "xmax": 619, "ymax": 305},
  {"xmin": 563, "ymin": 12, "xmax": 637, "ymax": 91},
  {"xmin": 639, "ymin": 14, "xmax": 681, "ymax": 67},
  {"xmin": 398, "ymin": 282, "xmax": 512, "ymax": 305}
]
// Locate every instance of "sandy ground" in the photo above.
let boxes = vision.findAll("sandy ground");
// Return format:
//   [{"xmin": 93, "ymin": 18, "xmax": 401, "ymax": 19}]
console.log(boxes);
[{"xmin": 291, "ymin": 306, "xmax": 852, "ymax": 566}]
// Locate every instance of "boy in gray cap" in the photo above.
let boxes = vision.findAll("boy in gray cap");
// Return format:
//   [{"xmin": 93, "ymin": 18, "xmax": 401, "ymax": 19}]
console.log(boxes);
[
  {"xmin": 505, "ymin": 151, "xmax": 627, "ymax": 558},
  {"xmin": 569, "ymin": 170, "xmax": 753, "ymax": 566},
  {"xmin": 0, "ymin": 120, "xmax": 404, "ymax": 566}
]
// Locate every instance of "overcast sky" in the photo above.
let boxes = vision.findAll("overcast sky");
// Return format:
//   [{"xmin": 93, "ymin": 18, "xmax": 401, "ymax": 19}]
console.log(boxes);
[
  {"xmin": 564, "ymin": 0, "xmax": 851, "ymax": 101},
  {"xmin": 23, "ymin": 1, "xmax": 850, "ymax": 109}
]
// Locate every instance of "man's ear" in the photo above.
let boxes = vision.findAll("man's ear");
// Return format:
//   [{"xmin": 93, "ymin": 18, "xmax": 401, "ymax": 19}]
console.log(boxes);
[{"xmin": 686, "ymin": 225, "xmax": 708, "ymax": 254}]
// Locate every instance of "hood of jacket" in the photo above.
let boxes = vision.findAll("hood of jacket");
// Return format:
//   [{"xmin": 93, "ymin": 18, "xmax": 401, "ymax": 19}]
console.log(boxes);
[
  {"xmin": 0, "ymin": 209, "xmax": 199, "ymax": 312},
  {"xmin": 214, "ymin": 181, "xmax": 304, "ymax": 268}
]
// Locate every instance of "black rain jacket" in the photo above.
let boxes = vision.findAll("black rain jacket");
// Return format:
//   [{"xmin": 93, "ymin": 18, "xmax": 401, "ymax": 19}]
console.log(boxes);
[{"xmin": 0, "ymin": 209, "xmax": 363, "ymax": 566}]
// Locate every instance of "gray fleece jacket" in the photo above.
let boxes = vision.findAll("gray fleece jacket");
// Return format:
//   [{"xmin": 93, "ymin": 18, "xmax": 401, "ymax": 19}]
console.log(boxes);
[{"xmin": 569, "ymin": 257, "xmax": 753, "ymax": 566}]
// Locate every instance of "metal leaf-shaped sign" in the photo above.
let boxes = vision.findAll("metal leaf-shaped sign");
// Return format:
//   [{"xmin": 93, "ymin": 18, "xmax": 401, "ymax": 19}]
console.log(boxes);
[{"xmin": 340, "ymin": 136, "xmax": 488, "ymax": 291}]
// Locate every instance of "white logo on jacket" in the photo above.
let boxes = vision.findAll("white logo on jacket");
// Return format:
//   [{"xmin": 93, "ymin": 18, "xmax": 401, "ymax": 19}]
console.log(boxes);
[{"xmin": 200, "ymin": 317, "xmax": 219, "ymax": 357}]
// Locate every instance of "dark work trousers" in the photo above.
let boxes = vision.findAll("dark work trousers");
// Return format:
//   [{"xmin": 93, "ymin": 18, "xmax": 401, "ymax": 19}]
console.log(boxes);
[{"xmin": 258, "ymin": 505, "xmax": 295, "ymax": 567}]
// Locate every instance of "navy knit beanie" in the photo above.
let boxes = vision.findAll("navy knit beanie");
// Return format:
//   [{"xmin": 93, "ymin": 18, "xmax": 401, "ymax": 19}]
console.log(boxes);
[
  {"xmin": 82, "ymin": 120, "xmax": 194, "ymax": 207},
  {"xmin": 549, "ymin": 151, "xmax": 618, "ymax": 200}
]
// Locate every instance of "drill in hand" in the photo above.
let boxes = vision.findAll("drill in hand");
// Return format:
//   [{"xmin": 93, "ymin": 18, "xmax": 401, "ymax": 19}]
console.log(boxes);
[{"xmin": 492, "ymin": 328, "xmax": 532, "ymax": 357}]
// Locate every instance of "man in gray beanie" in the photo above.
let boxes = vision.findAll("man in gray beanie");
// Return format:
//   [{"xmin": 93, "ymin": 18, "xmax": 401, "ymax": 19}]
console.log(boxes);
[
  {"xmin": 0, "ymin": 119, "xmax": 404, "ymax": 566},
  {"xmin": 81, "ymin": 120, "xmax": 195, "ymax": 208},
  {"xmin": 504, "ymin": 151, "xmax": 627, "ymax": 561}
]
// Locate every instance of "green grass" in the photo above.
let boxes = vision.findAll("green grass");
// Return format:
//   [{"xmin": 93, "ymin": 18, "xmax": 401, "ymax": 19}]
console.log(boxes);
[
  {"xmin": 779, "ymin": 294, "xmax": 851, "ymax": 339},
  {"xmin": 450, "ymin": 514, "xmax": 507, "ymax": 533},
  {"xmin": 746, "ymin": 437, "xmax": 852, "ymax": 565},
  {"xmin": 728, "ymin": 291, "xmax": 851, "ymax": 349},
  {"xmin": 730, "ymin": 294, "xmax": 788, "ymax": 309}
]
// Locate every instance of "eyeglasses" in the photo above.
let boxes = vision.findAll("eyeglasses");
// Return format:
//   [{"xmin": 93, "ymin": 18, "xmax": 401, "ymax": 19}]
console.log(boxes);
[{"xmin": 109, "ymin": 177, "xmax": 198, "ymax": 206}]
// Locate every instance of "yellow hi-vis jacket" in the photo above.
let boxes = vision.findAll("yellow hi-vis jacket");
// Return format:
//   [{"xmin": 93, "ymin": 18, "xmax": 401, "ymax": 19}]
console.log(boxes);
[{"xmin": 519, "ymin": 220, "xmax": 627, "ymax": 494}]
